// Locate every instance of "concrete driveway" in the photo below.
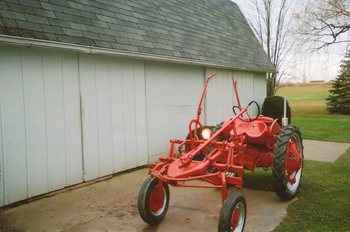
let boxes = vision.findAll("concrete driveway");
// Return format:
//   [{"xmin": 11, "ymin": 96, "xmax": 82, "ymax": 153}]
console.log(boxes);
[
  {"xmin": 0, "ymin": 169, "xmax": 290, "ymax": 232},
  {"xmin": 303, "ymin": 139, "xmax": 350, "ymax": 162},
  {"xmin": 0, "ymin": 140, "xmax": 349, "ymax": 232}
]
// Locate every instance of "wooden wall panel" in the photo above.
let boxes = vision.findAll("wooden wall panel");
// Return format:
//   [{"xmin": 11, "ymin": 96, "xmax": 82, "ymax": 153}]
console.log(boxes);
[
  {"xmin": 0, "ymin": 47, "xmax": 83, "ymax": 206},
  {"xmin": 79, "ymin": 55, "xmax": 148, "ymax": 181},
  {"xmin": 145, "ymin": 62, "xmax": 204, "ymax": 161},
  {"xmin": 0, "ymin": 47, "xmax": 28, "ymax": 205}
]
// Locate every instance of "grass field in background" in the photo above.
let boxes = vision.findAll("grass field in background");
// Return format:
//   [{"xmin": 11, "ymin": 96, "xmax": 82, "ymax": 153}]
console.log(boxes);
[
  {"xmin": 277, "ymin": 84, "xmax": 350, "ymax": 143},
  {"xmin": 277, "ymin": 84, "xmax": 329, "ymax": 115}
]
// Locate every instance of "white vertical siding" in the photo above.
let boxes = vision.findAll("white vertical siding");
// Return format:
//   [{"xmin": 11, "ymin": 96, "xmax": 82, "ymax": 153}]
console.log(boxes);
[
  {"xmin": 95, "ymin": 59, "xmax": 114, "ymax": 177},
  {"xmin": 43, "ymin": 51, "xmax": 83, "ymax": 190},
  {"xmin": 206, "ymin": 69, "xmax": 266, "ymax": 124},
  {"xmin": 253, "ymin": 73, "xmax": 267, "ymax": 106},
  {"xmin": 145, "ymin": 62, "xmax": 204, "ymax": 161},
  {"xmin": 206, "ymin": 69, "xmax": 235, "ymax": 125},
  {"xmin": 79, "ymin": 55, "xmax": 148, "ymax": 181},
  {"xmin": 22, "ymin": 50, "xmax": 48, "ymax": 197},
  {"xmin": 62, "ymin": 53, "xmax": 84, "ymax": 186},
  {"xmin": 0, "ymin": 47, "xmax": 28, "ymax": 204},
  {"xmin": 0, "ymin": 47, "xmax": 83, "ymax": 205},
  {"xmin": 44, "ymin": 52, "xmax": 66, "ymax": 191},
  {"xmin": 79, "ymin": 55, "xmax": 99, "ymax": 180},
  {"xmin": 233, "ymin": 71, "xmax": 255, "ymax": 106}
]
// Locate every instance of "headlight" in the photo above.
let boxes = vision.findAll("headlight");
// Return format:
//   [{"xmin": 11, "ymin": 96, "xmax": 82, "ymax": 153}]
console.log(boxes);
[{"xmin": 201, "ymin": 128, "xmax": 212, "ymax": 140}]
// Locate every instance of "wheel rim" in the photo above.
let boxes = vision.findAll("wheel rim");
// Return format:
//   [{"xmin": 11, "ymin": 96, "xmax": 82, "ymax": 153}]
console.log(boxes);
[
  {"xmin": 285, "ymin": 135, "xmax": 303, "ymax": 194},
  {"xmin": 149, "ymin": 181, "xmax": 167, "ymax": 216},
  {"xmin": 230, "ymin": 201, "xmax": 245, "ymax": 232},
  {"xmin": 286, "ymin": 165, "xmax": 302, "ymax": 194}
]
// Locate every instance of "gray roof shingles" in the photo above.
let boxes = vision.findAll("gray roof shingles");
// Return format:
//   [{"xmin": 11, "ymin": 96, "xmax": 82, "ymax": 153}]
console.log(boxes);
[{"xmin": 0, "ymin": 0, "xmax": 275, "ymax": 72}]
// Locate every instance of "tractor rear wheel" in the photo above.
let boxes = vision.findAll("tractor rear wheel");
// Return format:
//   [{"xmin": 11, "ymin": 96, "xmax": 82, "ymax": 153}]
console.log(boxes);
[
  {"xmin": 218, "ymin": 190, "xmax": 246, "ymax": 232},
  {"xmin": 137, "ymin": 176, "xmax": 170, "ymax": 225},
  {"xmin": 273, "ymin": 125, "xmax": 303, "ymax": 200}
]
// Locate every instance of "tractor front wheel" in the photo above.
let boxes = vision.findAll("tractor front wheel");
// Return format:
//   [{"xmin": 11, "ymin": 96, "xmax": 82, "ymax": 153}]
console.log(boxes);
[
  {"xmin": 218, "ymin": 190, "xmax": 246, "ymax": 232},
  {"xmin": 137, "ymin": 176, "xmax": 170, "ymax": 225},
  {"xmin": 273, "ymin": 125, "xmax": 303, "ymax": 200}
]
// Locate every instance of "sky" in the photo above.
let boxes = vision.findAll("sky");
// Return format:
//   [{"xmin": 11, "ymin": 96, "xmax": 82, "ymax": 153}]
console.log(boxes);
[{"xmin": 233, "ymin": 0, "xmax": 348, "ymax": 83}]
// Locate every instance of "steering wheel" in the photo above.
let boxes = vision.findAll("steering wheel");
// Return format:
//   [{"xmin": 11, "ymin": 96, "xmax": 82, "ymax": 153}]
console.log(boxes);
[{"xmin": 232, "ymin": 100, "xmax": 261, "ymax": 122}]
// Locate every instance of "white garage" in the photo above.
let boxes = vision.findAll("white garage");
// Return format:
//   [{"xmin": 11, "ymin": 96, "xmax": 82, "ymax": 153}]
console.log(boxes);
[{"xmin": 0, "ymin": 0, "xmax": 274, "ymax": 207}]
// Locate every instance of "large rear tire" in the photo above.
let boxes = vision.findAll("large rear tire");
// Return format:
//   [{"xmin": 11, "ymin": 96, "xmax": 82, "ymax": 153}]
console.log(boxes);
[
  {"xmin": 218, "ymin": 190, "xmax": 246, "ymax": 232},
  {"xmin": 137, "ymin": 176, "xmax": 170, "ymax": 225},
  {"xmin": 273, "ymin": 125, "xmax": 303, "ymax": 200}
]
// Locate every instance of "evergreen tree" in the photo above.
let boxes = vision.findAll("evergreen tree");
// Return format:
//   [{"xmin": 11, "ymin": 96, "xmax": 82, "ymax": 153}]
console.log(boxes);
[{"xmin": 327, "ymin": 52, "xmax": 350, "ymax": 114}]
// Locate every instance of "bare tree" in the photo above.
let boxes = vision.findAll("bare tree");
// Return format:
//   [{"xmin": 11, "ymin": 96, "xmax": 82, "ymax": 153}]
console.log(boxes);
[
  {"xmin": 297, "ymin": 0, "xmax": 350, "ymax": 49},
  {"xmin": 244, "ymin": 0, "xmax": 294, "ymax": 95}
]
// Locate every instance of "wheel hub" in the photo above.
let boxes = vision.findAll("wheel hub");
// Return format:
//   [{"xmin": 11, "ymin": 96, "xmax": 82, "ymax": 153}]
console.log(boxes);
[
  {"xmin": 284, "ymin": 136, "xmax": 303, "ymax": 192},
  {"xmin": 149, "ymin": 182, "xmax": 166, "ymax": 215},
  {"xmin": 230, "ymin": 208, "xmax": 240, "ymax": 229},
  {"xmin": 230, "ymin": 201, "xmax": 245, "ymax": 232}
]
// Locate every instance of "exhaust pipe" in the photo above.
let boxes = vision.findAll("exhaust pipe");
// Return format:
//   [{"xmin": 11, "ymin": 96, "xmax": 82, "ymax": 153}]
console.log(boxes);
[{"xmin": 282, "ymin": 97, "xmax": 289, "ymax": 127}]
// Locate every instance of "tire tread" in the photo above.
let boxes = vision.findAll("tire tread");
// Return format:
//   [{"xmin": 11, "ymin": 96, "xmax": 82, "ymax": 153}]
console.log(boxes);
[
  {"xmin": 137, "ymin": 176, "xmax": 170, "ymax": 225},
  {"xmin": 218, "ymin": 190, "xmax": 246, "ymax": 232},
  {"xmin": 273, "ymin": 125, "xmax": 303, "ymax": 200}
]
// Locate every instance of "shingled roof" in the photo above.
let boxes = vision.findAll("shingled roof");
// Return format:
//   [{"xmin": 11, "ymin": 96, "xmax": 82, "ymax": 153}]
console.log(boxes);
[{"xmin": 0, "ymin": 0, "xmax": 274, "ymax": 72}]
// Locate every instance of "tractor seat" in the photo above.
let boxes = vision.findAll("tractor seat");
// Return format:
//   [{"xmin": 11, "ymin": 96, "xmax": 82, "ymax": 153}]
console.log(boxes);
[{"xmin": 234, "ymin": 120, "xmax": 268, "ymax": 139}]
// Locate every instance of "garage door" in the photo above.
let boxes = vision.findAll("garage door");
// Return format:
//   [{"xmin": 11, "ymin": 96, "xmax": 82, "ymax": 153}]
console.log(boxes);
[
  {"xmin": 0, "ymin": 47, "xmax": 83, "ymax": 206},
  {"xmin": 145, "ymin": 62, "xmax": 204, "ymax": 161},
  {"xmin": 79, "ymin": 55, "xmax": 148, "ymax": 181}
]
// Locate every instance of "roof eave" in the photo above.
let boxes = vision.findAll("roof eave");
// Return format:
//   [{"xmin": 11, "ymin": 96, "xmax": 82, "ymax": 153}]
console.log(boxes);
[{"xmin": 0, "ymin": 34, "xmax": 276, "ymax": 73}]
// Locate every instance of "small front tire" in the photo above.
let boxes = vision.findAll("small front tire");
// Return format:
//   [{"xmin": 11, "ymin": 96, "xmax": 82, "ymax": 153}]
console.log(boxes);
[
  {"xmin": 218, "ymin": 190, "xmax": 247, "ymax": 232},
  {"xmin": 137, "ymin": 176, "xmax": 170, "ymax": 225}
]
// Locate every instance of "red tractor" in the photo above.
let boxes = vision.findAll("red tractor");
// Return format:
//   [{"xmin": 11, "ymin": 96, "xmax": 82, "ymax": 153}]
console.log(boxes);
[{"xmin": 137, "ymin": 74, "xmax": 303, "ymax": 232}]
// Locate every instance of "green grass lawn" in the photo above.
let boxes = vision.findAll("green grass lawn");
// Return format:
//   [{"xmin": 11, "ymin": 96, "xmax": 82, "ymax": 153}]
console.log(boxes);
[
  {"xmin": 294, "ymin": 114, "xmax": 350, "ymax": 143},
  {"xmin": 244, "ymin": 149, "xmax": 350, "ymax": 232},
  {"xmin": 273, "ymin": 149, "xmax": 350, "ymax": 232},
  {"xmin": 277, "ymin": 84, "xmax": 350, "ymax": 143}
]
